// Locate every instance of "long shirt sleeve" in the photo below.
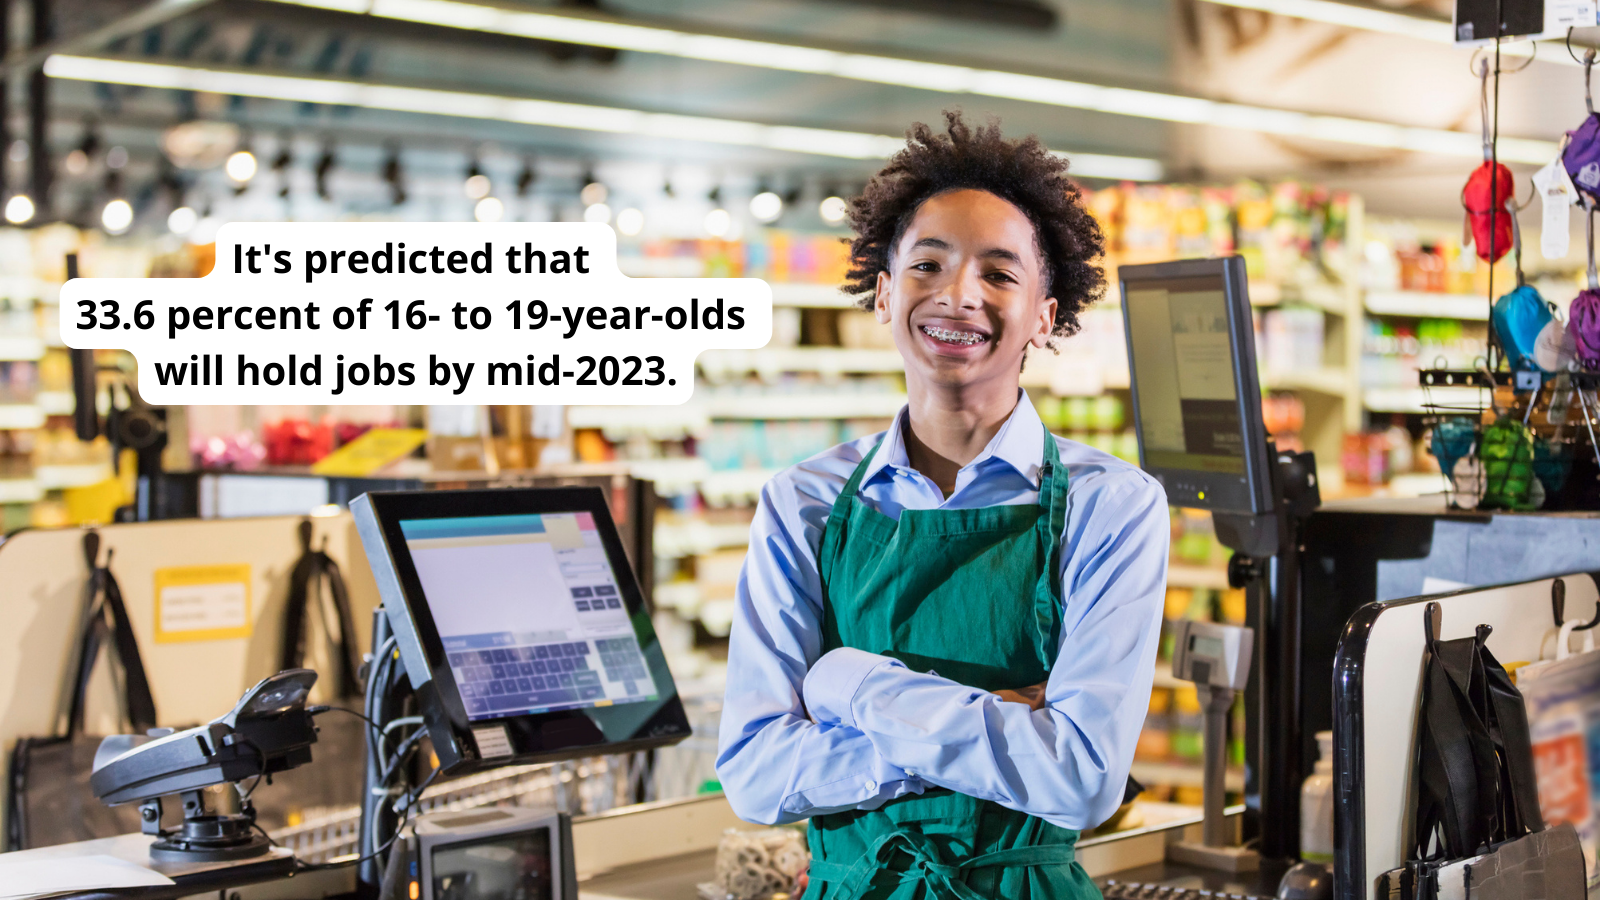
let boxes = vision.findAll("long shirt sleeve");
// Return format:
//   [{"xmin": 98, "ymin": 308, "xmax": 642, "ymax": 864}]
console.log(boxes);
[
  {"xmin": 716, "ymin": 395, "xmax": 1169, "ymax": 829},
  {"xmin": 714, "ymin": 474, "xmax": 926, "ymax": 825}
]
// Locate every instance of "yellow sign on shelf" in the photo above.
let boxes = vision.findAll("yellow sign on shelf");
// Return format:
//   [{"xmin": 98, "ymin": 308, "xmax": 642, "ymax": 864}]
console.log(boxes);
[
  {"xmin": 154, "ymin": 564, "xmax": 253, "ymax": 643},
  {"xmin": 311, "ymin": 428, "xmax": 428, "ymax": 477}
]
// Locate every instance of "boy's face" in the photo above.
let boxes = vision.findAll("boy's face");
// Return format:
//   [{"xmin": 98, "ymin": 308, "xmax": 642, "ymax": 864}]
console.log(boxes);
[{"xmin": 875, "ymin": 189, "xmax": 1057, "ymax": 394}]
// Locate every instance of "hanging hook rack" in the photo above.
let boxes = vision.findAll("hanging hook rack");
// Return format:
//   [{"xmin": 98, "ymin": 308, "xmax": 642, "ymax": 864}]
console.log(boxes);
[
  {"xmin": 1551, "ymin": 577, "xmax": 1600, "ymax": 631},
  {"xmin": 1424, "ymin": 601, "xmax": 1443, "ymax": 646}
]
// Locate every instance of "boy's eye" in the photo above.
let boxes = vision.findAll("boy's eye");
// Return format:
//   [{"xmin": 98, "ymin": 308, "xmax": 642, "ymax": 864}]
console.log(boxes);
[{"xmin": 911, "ymin": 261, "xmax": 939, "ymax": 272}]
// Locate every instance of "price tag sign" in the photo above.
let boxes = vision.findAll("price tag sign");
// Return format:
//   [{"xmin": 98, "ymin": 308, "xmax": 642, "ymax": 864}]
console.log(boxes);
[
  {"xmin": 153, "ymin": 564, "xmax": 252, "ymax": 643},
  {"xmin": 310, "ymin": 427, "xmax": 428, "ymax": 477}
]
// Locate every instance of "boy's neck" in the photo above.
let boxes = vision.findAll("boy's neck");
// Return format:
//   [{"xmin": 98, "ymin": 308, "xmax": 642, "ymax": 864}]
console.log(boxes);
[{"xmin": 902, "ymin": 370, "xmax": 1022, "ymax": 498}]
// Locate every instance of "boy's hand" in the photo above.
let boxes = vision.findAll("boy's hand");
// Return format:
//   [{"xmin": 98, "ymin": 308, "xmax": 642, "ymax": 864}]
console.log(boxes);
[{"xmin": 993, "ymin": 681, "xmax": 1049, "ymax": 711}]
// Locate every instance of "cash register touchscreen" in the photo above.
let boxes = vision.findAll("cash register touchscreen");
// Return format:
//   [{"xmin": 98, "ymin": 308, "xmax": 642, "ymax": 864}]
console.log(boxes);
[
  {"xmin": 352, "ymin": 487, "xmax": 691, "ymax": 774},
  {"xmin": 403, "ymin": 511, "xmax": 658, "ymax": 718}
]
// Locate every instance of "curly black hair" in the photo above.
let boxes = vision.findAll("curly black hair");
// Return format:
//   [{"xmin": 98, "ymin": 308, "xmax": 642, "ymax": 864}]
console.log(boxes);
[{"xmin": 844, "ymin": 111, "xmax": 1106, "ymax": 338}]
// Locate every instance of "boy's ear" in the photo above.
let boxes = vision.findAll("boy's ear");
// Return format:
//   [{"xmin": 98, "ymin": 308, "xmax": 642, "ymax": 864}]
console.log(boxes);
[
  {"xmin": 1030, "ymin": 296, "xmax": 1058, "ymax": 348},
  {"xmin": 874, "ymin": 271, "xmax": 892, "ymax": 324}
]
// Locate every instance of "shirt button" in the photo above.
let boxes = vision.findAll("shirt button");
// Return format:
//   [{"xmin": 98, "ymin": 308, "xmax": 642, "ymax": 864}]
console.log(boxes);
[
  {"xmin": 864, "ymin": 779, "xmax": 878, "ymax": 793},
  {"xmin": 904, "ymin": 769, "xmax": 917, "ymax": 777}
]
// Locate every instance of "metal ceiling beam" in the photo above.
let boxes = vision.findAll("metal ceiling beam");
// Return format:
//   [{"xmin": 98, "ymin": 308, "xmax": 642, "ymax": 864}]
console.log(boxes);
[
  {"xmin": 251, "ymin": 0, "xmax": 1556, "ymax": 162},
  {"xmin": 4, "ymin": 0, "xmax": 220, "ymax": 79}
]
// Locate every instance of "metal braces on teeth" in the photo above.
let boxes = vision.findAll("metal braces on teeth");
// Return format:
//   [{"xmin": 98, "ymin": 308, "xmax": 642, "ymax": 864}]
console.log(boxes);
[{"xmin": 923, "ymin": 326, "xmax": 987, "ymax": 345}]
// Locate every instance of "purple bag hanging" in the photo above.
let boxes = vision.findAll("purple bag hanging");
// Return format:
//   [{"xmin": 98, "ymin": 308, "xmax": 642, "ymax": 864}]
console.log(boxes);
[
  {"xmin": 1577, "ymin": 207, "xmax": 1600, "ymax": 369},
  {"xmin": 1565, "ymin": 116, "xmax": 1600, "ymax": 201}
]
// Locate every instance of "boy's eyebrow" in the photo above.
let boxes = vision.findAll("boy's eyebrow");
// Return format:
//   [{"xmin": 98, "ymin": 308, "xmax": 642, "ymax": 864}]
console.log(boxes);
[
  {"xmin": 908, "ymin": 237, "xmax": 952, "ymax": 252},
  {"xmin": 908, "ymin": 237, "xmax": 1026, "ymax": 266}
]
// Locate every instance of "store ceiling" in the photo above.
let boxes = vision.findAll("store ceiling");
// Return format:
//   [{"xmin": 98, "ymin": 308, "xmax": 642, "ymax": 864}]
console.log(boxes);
[{"xmin": 10, "ymin": 0, "xmax": 1599, "ymax": 220}]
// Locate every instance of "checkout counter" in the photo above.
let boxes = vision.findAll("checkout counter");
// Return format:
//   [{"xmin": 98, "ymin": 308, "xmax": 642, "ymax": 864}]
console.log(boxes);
[{"xmin": 4, "ymin": 254, "xmax": 1597, "ymax": 900}]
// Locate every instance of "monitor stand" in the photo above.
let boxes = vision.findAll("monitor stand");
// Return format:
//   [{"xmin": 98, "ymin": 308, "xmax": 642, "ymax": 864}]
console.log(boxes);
[{"xmin": 1211, "ymin": 442, "xmax": 1320, "ymax": 868}]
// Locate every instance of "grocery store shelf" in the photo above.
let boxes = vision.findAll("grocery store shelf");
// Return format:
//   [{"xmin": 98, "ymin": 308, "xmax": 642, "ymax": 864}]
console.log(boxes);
[
  {"xmin": 655, "ymin": 520, "xmax": 753, "ymax": 558},
  {"xmin": 566, "ymin": 405, "xmax": 710, "ymax": 437},
  {"xmin": 0, "ymin": 277, "xmax": 58, "ymax": 304},
  {"xmin": 1263, "ymin": 367, "xmax": 1349, "ymax": 395},
  {"xmin": 1365, "ymin": 291, "xmax": 1490, "ymax": 321},
  {"xmin": 0, "ymin": 478, "xmax": 44, "ymax": 504},
  {"xmin": 699, "ymin": 468, "xmax": 778, "ymax": 506},
  {"xmin": 1130, "ymin": 760, "xmax": 1244, "ymax": 792},
  {"xmin": 569, "ymin": 393, "xmax": 905, "ymax": 431},
  {"xmin": 708, "ymin": 393, "xmax": 905, "ymax": 419},
  {"xmin": 771, "ymin": 283, "xmax": 858, "ymax": 308},
  {"xmin": 37, "ymin": 391, "xmax": 73, "ymax": 415},
  {"xmin": 0, "ymin": 336, "xmax": 45, "ymax": 361},
  {"xmin": 0, "ymin": 405, "xmax": 45, "ymax": 429},
  {"xmin": 35, "ymin": 463, "xmax": 112, "ymax": 489},
  {"xmin": 1168, "ymin": 564, "xmax": 1230, "ymax": 590},
  {"xmin": 1250, "ymin": 279, "xmax": 1350, "ymax": 316},
  {"xmin": 699, "ymin": 347, "xmax": 903, "ymax": 376},
  {"xmin": 1364, "ymin": 386, "xmax": 1484, "ymax": 414}
]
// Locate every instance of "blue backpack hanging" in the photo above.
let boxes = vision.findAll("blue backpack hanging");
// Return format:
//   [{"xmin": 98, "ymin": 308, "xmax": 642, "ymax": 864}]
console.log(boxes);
[{"xmin": 1491, "ymin": 199, "xmax": 1570, "ymax": 373}]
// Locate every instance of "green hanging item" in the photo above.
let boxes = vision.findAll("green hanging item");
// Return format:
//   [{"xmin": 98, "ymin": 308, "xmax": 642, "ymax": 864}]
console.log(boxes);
[{"xmin": 1479, "ymin": 416, "xmax": 1538, "ymax": 510}]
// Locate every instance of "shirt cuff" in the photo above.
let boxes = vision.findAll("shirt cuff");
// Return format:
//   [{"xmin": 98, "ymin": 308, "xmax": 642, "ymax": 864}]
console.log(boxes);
[
  {"xmin": 803, "ymin": 647, "xmax": 900, "ymax": 729},
  {"xmin": 778, "ymin": 726, "xmax": 924, "ymax": 816}
]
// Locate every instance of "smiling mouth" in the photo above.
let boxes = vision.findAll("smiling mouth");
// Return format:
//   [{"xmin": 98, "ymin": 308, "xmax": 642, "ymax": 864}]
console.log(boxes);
[{"xmin": 921, "ymin": 325, "xmax": 989, "ymax": 346}]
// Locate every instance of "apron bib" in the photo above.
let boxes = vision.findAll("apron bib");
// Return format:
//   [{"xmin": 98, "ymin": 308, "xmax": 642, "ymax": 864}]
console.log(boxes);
[{"xmin": 805, "ymin": 434, "xmax": 1100, "ymax": 900}]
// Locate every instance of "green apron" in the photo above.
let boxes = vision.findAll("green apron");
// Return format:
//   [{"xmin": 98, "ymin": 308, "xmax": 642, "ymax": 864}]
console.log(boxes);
[{"xmin": 805, "ymin": 432, "xmax": 1100, "ymax": 900}]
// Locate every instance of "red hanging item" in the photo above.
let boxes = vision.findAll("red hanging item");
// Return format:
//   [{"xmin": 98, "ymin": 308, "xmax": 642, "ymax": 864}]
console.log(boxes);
[{"xmin": 1464, "ymin": 161, "xmax": 1516, "ymax": 263}]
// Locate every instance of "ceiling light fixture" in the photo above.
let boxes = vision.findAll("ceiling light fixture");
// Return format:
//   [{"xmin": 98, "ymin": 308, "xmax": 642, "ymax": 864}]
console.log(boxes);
[
  {"xmin": 101, "ymin": 197, "xmax": 133, "ymax": 234},
  {"xmin": 583, "ymin": 202, "xmax": 611, "ymax": 223},
  {"xmin": 251, "ymin": 0, "xmax": 1559, "ymax": 156},
  {"xmin": 819, "ymin": 195, "xmax": 848, "ymax": 224},
  {"xmin": 314, "ymin": 140, "xmax": 336, "ymax": 201},
  {"xmin": 168, "ymin": 205, "xmax": 197, "ymax": 234},
  {"xmin": 474, "ymin": 195, "xmax": 504, "ymax": 222},
  {"xmin": 4, "ymin": 195, "xmax": 35, "ymax": 224},
  {"xmin": 42, "ymin": 55, "xmax": 1169, "ymax": 177},
  {"xmin": 515, "ymin": 156, "xmax": 536, "ymax": 197},
  {"xmin": 382, "ymin": 141, "xmax": 407, "ymax": 206},
  {"xmin": 616, "ymin": 207, "xmax": 644, "ymax": 235},
  {"xmin": 226, "ymin": 148, "xmax": 257, "ymax": 183},
  {"xmin": 704, "ymin": 208, "xmax": 731, "ymax": 237},
  {"xmin": 750, "ymin": 190, "xmax": 783, "ymax": 222}
]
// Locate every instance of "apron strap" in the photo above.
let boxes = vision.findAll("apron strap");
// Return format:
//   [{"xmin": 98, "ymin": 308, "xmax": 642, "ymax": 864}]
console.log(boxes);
[
  {"xmin": 819, "ymin": 437, "xmax": 885, "ymax": 589},
  {"xmin": 808, "ymin": 823, "xmax": 1079, "ymax": 900},
  {"xmin": 1031, "ymin": 433, "xmax": 1069, "ymax": 668}
]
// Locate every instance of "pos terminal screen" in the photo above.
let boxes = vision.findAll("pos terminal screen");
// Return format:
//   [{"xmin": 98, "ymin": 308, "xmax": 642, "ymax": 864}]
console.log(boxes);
[
  {"xmin": 1124, "ymin": 277, "xmax": 1244, "ymax": 476},
  {"xmin": 401, "ymin": 512, "xmax": 659, "ymax": 721}
]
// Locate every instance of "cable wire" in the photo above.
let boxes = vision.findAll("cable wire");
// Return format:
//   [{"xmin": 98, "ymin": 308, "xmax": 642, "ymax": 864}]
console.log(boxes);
[{"xmin": 298, "ymin": 765, "xmax": 441, "ymax": 873}]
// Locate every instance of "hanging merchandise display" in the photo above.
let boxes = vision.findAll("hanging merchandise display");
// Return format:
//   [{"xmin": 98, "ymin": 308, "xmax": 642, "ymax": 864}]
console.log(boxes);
[
  {"xmin": 1464, "ymin": 162, "xmax": 1517, "ymax": 264},
  {"xmin": 1423, "ymin": 42, "xmax": 1600, "ymax": 513},
  {"xmin": 1491, "ymin": 202, "xmax": 1572, "ymax": 374}
]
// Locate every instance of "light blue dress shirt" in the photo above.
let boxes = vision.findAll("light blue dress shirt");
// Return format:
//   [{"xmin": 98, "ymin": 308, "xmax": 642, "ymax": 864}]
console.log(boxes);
[{"xmin": 715, "ymin": 392, "xmax": 1171, "ymax": 831}]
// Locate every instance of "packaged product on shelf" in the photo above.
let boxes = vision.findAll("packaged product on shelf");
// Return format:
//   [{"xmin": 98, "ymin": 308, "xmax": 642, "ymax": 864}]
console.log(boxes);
[
  {"xmin": 1136, "ymin": 689, "xmax": 1173, "ymax": 761},
  {"xmin": 1171, "ymin": 685, "xmax": 1203, "ymax": 761}
]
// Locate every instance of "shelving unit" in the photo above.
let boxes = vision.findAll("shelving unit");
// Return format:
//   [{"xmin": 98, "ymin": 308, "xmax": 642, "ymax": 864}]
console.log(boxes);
[{"xmin": 1364, "ymin": 291, "xmax": 1489, "ymax": 321}]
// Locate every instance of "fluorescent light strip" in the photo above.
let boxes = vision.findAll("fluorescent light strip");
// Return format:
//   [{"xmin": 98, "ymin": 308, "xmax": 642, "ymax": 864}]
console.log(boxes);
[
  {"xmin": 1204, "ymin": 0, "xmax": 1452, "ymax": 42},
  {"xmin": 42, "ymin": 54, "xmax": 1163, "ymax": 180},
  {"xmin": 1201, "ymin": 0, "xmax": 1564, "ymax": 65},
  {"xmin": 261, "ymin": 0, "xmax": 1558, "ymax": 160}
]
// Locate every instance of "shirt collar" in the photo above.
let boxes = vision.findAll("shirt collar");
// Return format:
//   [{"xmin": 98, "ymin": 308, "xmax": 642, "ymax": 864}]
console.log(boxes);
[{"xmin": 864, "ymin": 391, "xmax": 1048, "ymax": 489}]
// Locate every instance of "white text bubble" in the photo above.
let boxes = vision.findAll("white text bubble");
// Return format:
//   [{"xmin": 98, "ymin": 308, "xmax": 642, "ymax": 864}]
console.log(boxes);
[{"xmin": 60, "ymin": 222, "xmax": 772, "ymax": 405}]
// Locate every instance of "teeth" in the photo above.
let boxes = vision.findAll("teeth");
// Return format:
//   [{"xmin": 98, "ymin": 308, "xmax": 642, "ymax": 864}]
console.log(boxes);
[{"xmin": 922, "ymin": 326, "xmax": 987, "ymax": 345}]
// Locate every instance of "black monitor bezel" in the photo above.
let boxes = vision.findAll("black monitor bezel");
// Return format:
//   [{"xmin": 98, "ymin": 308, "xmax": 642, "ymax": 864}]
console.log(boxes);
[
  {"xmin": 352, "ymin": 487, "xmax": 691, "ymax": 775},
  {"xmin": 1118, "ymin": 256, "xmax": 1274, "ymax": 516}
]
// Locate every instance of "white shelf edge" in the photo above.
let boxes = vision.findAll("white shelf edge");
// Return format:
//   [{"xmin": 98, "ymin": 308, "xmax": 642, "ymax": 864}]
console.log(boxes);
[{"xmin": 1364, "ymin": 291, "xmax": 1491, "ymax": 322}]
